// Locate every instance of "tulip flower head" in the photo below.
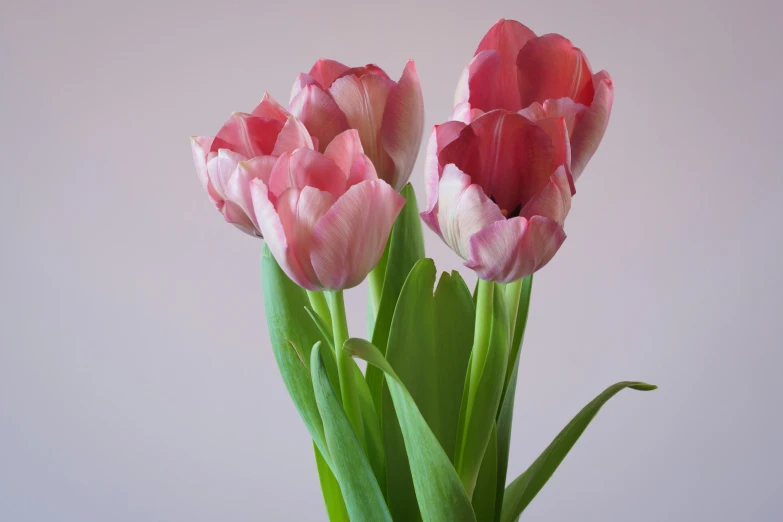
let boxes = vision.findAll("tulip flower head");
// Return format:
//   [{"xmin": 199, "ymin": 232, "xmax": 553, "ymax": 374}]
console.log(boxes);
[
  {"xmin": 191, "ymin": 94, "xmax": 314, "ymax": 237},
  {"xmin": 453, "ymin": 18, "xmax": 614, "ymax": 179},
  {"xmin": 422, "ymin": 109, "xmax": 573, "ymax": 283},
  {"xmin": 250, "ymin": 130, "xmax": 405, "ymax": 291},
  {"xmin": 289, "ymin": 59, "xmax": 425, "ymax": 191}
]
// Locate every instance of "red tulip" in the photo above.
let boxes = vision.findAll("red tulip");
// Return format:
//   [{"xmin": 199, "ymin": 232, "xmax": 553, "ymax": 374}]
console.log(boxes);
[
  {"xmin": 191, "ymin": 94, "xmax": 314, "ymax": 237},
  {"xmin": 289, "ymin": 59, "xmax": 425, "ymax": 191},
  {"xmin": 421, "ymin": 110, "xmax": 572, "ymax": 282},
  {"xmin": 453, "ymin": 18, "xmax": 614, "ymax": 178}
]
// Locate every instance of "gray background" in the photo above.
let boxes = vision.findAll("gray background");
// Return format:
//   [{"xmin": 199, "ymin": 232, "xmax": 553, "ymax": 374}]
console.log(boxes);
[{"xmin": 2, "ymin": 0, "xmax": 781, "ymax": 520}]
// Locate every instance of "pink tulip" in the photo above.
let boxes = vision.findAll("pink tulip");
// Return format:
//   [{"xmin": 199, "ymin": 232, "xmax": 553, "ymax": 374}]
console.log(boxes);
[
  {"xmin": 191, "ymin": 93, "xmax": 314, "ymax": 237},
  {"xmin": 289, "ymin": 59, "xmax": 425, "ymax": 191},
  {"xmin": 421, "ymin": 110, "xmax": 572, "ymax": 282},
  {"xmin": 453, "ymin": 18, "xmax": 614, "ymax": 178},
  {"xmin": 250, "ymin": 129, "xmax": 405, "ymax": 291}
]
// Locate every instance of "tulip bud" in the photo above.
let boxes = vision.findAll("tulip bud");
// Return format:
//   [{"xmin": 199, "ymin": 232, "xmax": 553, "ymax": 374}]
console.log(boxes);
[
  {"xmin": 251, "ymin": 130, "xmax": 405, "ymax": 291},
  {"xmin": 289, "ymin": 59, "xmax": 425, "ymax": 191},
  {"xmin": 191, "ymin": 94, "xmax": 314, "ymax": 237}
]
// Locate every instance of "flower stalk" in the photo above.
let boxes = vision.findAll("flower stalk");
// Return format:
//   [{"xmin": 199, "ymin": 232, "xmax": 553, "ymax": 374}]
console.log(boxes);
[{"xmin": 327, "ymin": 290, "xmax": 365, "ymax": 448}]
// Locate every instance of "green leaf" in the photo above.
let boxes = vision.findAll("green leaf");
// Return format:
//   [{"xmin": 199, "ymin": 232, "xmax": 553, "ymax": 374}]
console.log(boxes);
[
  {"xmin": 455, "ymin": 283, "xmax": 510, "ymax": 497},
  {"xmin": 345, "ymin": 338, "xmax": 477, "ymax": 522},
  {"xmin": 314, "ymin": 443, "xmax": 349, "ymax": 522},
  {"xmin": 471, "ymin": 423, "xmax": 498, "ymax": 522},
  {"xmin": 494, "ymin": 276, "xmax": 533, "ymax": 521},
  {"xmin": 381, "ymin": 259, "xmax": 475, "ymax": 520},
  {"xmin": 500, "ymin": 381, "xmax": 658, "ymax": 522},
  {"xmin": 311, "ymin": 342, "xmax": 393, "ymax": 522},
  {"xmin": 354, "ymin": 362, "xmax": 386, "ymax": 494},
  {"xmin": 260, "ymin": 245, "xmax": 330, "ymax": 465},
  {"xmin": 366, "ymin": 183, "xmax": 425, "ymax": 414}
]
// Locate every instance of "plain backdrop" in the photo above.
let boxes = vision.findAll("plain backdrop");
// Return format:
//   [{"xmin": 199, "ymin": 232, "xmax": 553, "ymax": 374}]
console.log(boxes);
[{"xmin": 2, "ymin": 0, "xmax": 781, "ymax": 520}]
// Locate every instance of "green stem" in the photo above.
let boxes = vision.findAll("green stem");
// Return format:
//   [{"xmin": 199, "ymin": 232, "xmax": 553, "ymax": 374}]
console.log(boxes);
[
  {"xmin": 326, "ymin": 290, "xmax": 365, "ymax": 448},
  {"xmin": 504, "ymin": 280, "xmax": 523, "ymax": 345},
  {"xmin": 467, "ymin": 278, "xmax": 495, "ymax": 407},
  {"xmin": 307, "ymin": 290, "xmax": 333, "ymax": 337}
]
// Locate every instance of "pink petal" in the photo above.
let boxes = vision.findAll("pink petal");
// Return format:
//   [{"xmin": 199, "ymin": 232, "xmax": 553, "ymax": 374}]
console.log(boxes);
[
  {"xmin": 222, "ymin": 201, "xmax": 258, "ymax": 237},
  {"xmin": 516, "ymin": 33, "xmax": 595, "ymax": 108},
  {"xmin": 289, "ymin": 84, "xmax": 350, "ymax": 153},
  {"xmin": 531, "ymin": 116, "xmax": 575, "ymax": 194},
  {"xmin": 329, "ymin": 72, "xmax": 396, "ymax": 182},
  {"xmin": 267, "ymin": 149, "xmax": 347, "ymax": 199},
  {"xmin": 476, "ymin": 18, "xmax": 537, "ymax": 57},
  {"xmin": 225, "ymin": 155, "xmax": 278, "ymax": 232},
  {"xmin": 272, "ymin": 116, "xmax": 315, "ymax": 155},
  {"xmin": 519, "ymin": 166, "xmax": 572, "ymax": 226},
  {"xmin": 450, "ymin": 102, "xmax": 485, "ymax": 124},
  {"xmin": 211, "ymin": 112, "xmax": 285, "ymax": 157},
  {"xmin": 423, "ymin": 121, "xmax": 466, "ymax": 220},
  {"xmin": 252, "ymin": 181, "xmax": 321, "ymax": 290},
  {"xmin": 381, "ymin": 60, "xmax": 425, "ymax": 191},
  {"xmin": 570, "ymin": 71, "xmax": 614, "ymax": 179},
  {"xmin": 310, "ymin": 180, "xmax": 404, "ymax": 290},
  {"xmin": 309, "ymin": 58, "xmax": 350, "ymax": 89},
  {"xmin": 275, "ymin": 186, "xmax": 337, "ymax": 290},
  {"xmin": 433, "ymin": 164, "xmax": 504, "ymax": 259},
  {"xmin": 191, "ymin": 136, "xmax": 221, "ymax": 205},
  {"xmin": 250, "ymin": 92, "xmax": 290, "ymax": 121},
  {"xmin": 323, "ymin": 129, "xmax": 378, "ymax": 186},
  {"xmin": 206, "ymin": 148, "xmax": 245, "ymax": 200},
  {"xmin": 438, "ymin": 110, "xmax": 556, "ymax": 215},
  {"xmin": 289, "ymin": 73, "xmax": 318, "ymax": 104},
  {"xmin": 540, "ymin": 98, "xmax": 588, "ymax": 136},
  {"xmin": 468, "ymin": 19, "xmax": 536, "ymax": 111},
  {"xmin": 466, "ymin": 215, "xmax": 566, "ymax": 282}
]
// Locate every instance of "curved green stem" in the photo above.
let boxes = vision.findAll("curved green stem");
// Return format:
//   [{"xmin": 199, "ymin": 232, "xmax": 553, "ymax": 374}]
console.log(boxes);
[
  {"xmin": 467, "ymin": 278, "xmax": 495, "ymax": 410},
  {"xmin": 326, "ymin": 290, "xmax": 365, "ymax": 448}
]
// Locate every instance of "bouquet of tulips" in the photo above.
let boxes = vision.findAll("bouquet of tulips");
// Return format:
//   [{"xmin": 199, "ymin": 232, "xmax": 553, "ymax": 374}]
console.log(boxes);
[{"xmin": 191, "ymin": 18, "xmax": 654, "ymax": 522}]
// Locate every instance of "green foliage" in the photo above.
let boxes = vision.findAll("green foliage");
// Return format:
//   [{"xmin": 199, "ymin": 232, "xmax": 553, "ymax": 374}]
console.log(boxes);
[
  {"xmin": 311, "ymin": 343, "xmax": 393, "ymax": 522},
  {"xmin": 346, "ymin": 339, "xmax": 477, "ymax": 522},
  {"xmin": 500, "ymin": 382, "xmax": 658, "ymax": 522},
  {"xmin": 381, "ymin": 259, "xmax": 475, "ymax": 520},
  {"xmin": 366, "ymin": 183, "xmax": 426, "ymax": 415}
]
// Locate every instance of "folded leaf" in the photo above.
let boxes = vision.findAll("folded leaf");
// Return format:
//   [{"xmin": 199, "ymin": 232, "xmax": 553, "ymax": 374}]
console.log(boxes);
[
  {"xmin": 314, "ymin": 443, "xmax": 349, "ymax": 522},
  {"xmin": 345, "ymin": 338, "xmax": 477, "ymax": 522},
  {"xmin": 471, "ymin": 423, "xmax": 498, "ymax": 522},
  {"xmin": 494, "ymin": 276, "xmax": 533, "ymax": 520},
  {"xmin": 311, "ymin": 342, "xmax": 393, "ymax": 522},
  {"xmin": 500, "ymin": 381, "xmax": 657, "ymax": 522},
  {"xmin": 382, "ymin": 259, "xmax": 475, "ymax": 520},
  {"xmin": 455, "ymin": 284, "xmax": 509, "ymax": 497},
  {"xmin": 367, "ymin": 183, "xmax": 425, "ymax": 413},
  {"xmin": 260, "ymin": 246, "xmax": 330, "ymax": 465}
]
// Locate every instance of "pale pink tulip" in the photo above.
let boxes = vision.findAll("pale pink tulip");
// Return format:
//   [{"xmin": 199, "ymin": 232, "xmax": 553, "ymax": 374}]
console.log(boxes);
[
  {"xmin": 453, "ymin": 18, "xmax": 614, "ymax": 178},
  {"xmin": 251, "ymin": 130, "xmax": 405, "ymax": 291},
  {"xmin": 289, "ymin": 59, "xmax": 424, "ymax": 191},
  {"xmin": 191, "ymin": 94, "xmax": 314, "ymax": 237},
  {"xmin": 422, "ymin": 110, "xmax": 572, "ymax": 282}
]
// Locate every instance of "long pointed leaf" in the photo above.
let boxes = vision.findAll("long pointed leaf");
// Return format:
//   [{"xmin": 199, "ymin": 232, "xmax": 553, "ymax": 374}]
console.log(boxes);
[
  {"xmin": 345, "ymin": 338, "xmax": 477, "ymax": 522},
  {"xmin": 311, "ymin": 343, "xmax": 393, "ymax": 522},
  {"xmin": 494, "ymin": 276, "xmax": 533, "ymax": 520},
  {"xmin": 260, "ymin": 246, "xmax": 330, "ymax": 465},
  {"xmin": 314, "ymin": 443, "xmax": 349, "ymax": 522},
  {"xmin": 366, "ymin": 183, "xmax": 425, "ymax": 413},
  {"xmin": 382, "ymin": 259, "xmax": 475, "ymax": 520},
  {"xmin": 500, "ymin": 381, "xmax": 657, "ymax": 522},
  {"xmin": 455, "ymin": 285, "xmax": 509, "ymax": 497},
  {"xmin": 472, "ymin": 423, "xmax": 498, "ymax": 522}
]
